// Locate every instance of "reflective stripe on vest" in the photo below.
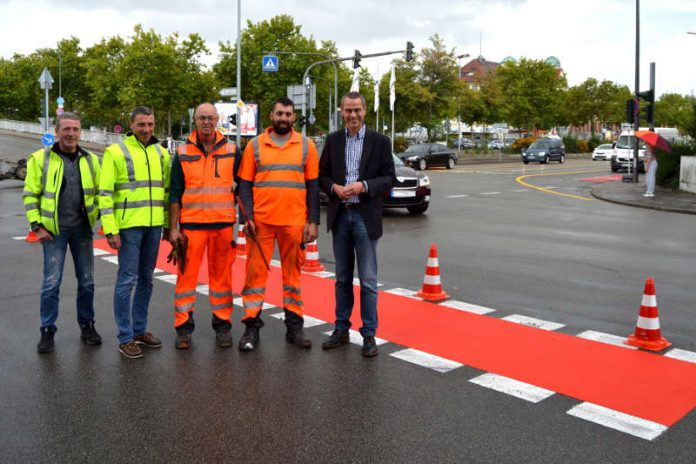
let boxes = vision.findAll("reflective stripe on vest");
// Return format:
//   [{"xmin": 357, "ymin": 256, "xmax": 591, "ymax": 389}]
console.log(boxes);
[
  {"xmin": 117, "ymin": 141, "xmax": 137, "ymax": 186},
  {"xmin": 251, "ymin": 135, "xmax": 307, "ymax": 189}
]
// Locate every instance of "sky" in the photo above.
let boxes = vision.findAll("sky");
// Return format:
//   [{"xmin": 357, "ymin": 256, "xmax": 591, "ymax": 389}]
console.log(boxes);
[{"xmin": 1, "ymin": 0, "xmax": 695, "ymax": 97}]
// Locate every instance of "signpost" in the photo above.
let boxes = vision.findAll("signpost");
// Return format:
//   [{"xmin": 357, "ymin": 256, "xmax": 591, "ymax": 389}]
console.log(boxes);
[
  {"xmin": 262, "ymin": 55, "xmax": 278, "ymax": 72},
  {"xmin": 38, "ymin": 67, "xmax": 54, "ymax": 132}
]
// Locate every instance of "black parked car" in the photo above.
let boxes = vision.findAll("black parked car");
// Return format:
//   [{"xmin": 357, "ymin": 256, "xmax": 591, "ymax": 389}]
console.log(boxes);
[
  {"xmin": 318, "ymin": 154, "xmax": 431, "ymax": 215},
  {"xmin": 398, "ymin": 143, "xmax": 457, "ymax": 170},
  {"xmin": 385, "ymin": 154, "xmax": 431, "ymax": 214}
]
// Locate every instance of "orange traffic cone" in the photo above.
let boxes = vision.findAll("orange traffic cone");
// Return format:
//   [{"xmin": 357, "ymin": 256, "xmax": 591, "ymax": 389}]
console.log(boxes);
[
  {"xmin": 236, "ymin": 226, "xmax": 247, "ymax": 256},
  {"xmin": 98, "ymin": 227, "xmax": 105, "ymax": 236},
  {"xmin": 415, "ymin": 244, "xmax": 449, "ymax": 301},
  {"xmin": 625, "ymin": 277, "xmax": 671, "ymax": 351},
  {"xmin": 25, "ymin": 230, "xmax": 39, "ymax": 242},
  {"xmin": 302, "ymin": 239, "xmax": 326, "ymax": 272}
]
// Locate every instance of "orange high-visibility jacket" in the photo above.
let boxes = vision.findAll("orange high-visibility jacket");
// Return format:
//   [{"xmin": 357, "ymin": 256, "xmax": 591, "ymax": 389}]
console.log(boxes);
[
  {"xmin": 239, "ymin": 128, "xmax": 318, "ymax": 226},
  {"xmin": 178, "ymin": 131, "xmax": 236, "ymax": 224}
]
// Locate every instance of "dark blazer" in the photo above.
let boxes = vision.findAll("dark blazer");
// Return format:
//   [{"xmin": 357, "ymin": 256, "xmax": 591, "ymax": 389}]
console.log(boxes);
[{"xmin": 319, "ymin": 127, "xmax": 396, "ymax": 240}]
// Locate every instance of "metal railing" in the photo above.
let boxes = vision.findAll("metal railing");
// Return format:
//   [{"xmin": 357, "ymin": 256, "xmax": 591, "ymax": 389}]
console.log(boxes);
[{"xmin": 0, "ymin": 119, "xmax": 124, "ymax": 146}]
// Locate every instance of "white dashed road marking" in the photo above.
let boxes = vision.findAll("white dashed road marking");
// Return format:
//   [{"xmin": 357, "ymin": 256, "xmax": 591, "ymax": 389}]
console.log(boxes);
[
  {"xmin": 502, "ymin": 314, "xmax": 565, "ymax": 331},
  {"xmin": 390, "ymin": 348, "xmax": 462, "ymax": 373},
  {"xmin": 575, "ymin": 330, "xmax": 638, "ymax": 350},
  {"xmin": 445, "ymin": 194, "xmax": 469, "ymax": 198},
  {"xmin": 271, "ymin": 313, "xmax": 327, "ymax": 328},
  {"xmin": 385, "ymin": 287, "xmax": 419, "ymax": 299},
  {"xmin": 155, "ymin": 274, "xmax": 177, "ymax": 284},
  {"xmin": 101, "ymin": 255, "xmax": 119, "ymax": 265},
  {"xmin": 469, "ymin": 373, "xmax": 555, "ymax": 403},
  {"xmin": 93, "ymin": 248, "xmax": 109, "ymax": 256},
  {"xmin": 567, "ymin": 402, "xmax": 668, "ymax": 441},
  {"xmin": 438, "ymin": 300, "xmax": 495, "ymax": 315},
  {"xmin": 480, "ymin": 192, "xmax": 501, "ymax": 195},
  {"xmin": 664, "ymin": 348, "xmax": 696, "ymax": 364}
]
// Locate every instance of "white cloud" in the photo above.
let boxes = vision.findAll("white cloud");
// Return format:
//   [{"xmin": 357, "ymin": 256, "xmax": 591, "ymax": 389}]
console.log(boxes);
[{"xmin": 1, "ymin": 0, "xmax": 695, "ymax": 95}]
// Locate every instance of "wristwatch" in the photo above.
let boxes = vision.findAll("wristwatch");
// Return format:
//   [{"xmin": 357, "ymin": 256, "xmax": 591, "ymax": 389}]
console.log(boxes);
[{"xmin": 31, "ymin": 222, "xmax": 41, "ymax": 233}]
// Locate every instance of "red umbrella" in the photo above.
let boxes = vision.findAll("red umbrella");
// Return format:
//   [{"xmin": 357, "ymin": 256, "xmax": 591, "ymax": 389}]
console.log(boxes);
[{"xmin": 635, "ymin": 130, "xmax": 672, "ymax": 153}]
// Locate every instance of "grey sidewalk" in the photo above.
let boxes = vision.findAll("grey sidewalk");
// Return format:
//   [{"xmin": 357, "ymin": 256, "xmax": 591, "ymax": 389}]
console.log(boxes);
[{"xmin": 591, "ymin": 179, "xmax": 696, "ymax": 215}]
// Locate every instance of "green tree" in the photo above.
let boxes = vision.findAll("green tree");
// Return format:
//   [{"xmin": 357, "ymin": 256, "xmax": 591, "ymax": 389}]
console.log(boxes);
[
  {"xmin": 418, "ymin": 34, "xmax": 459, "ymax": 140},
  {"xmin": 655, "ymin": 93, "xmax": 695, "ymax": 133},
  {"xmin": 497, "ymin": 58, "xmax": 567, "ymax": 131},
  {"xmin": 214, "ymin": 15, "xmax": 346, "ymax": 134},
  {"xmin": 564, "ymin": 78, "xmax": 630, "ymax": 133}
]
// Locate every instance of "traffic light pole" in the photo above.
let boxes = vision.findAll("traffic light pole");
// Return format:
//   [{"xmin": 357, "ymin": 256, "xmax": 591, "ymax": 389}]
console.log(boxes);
[
  {"xmin": 633, "ymin": 0, "xmax": 640, "ymax": 183},
  {"xmin": 301, "ymin": 47, "xmax": 410, "ymax": 136}
]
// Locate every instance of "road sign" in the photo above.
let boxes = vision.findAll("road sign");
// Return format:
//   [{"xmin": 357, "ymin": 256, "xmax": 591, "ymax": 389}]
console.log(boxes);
[
  {"xmin": 287, "ymin": 84, "xmax": 316, "ymax": 109},
  {"xmin": 41, "ymin": 133, "xmax": 54, "ymax": 146},
  {"xmin": 114, "ymin": 124, "xmax": 122, "ymax": 134},
  {"xmin": 56, "ymin": 108, "xmax": 64, "ymax": 116},
  {"xmin": 262, "ymin": 55, "xmax": 278, "ymax": 72},
  {"xmin": 308, "ymin": 114, "xmax": 316, "ymax": 125},
  {"xmin": 633, "ymin": 98, "xmax": 640, "ymax": 116},
  {"xmin": 219, "ymin": 87, "xmax": 237, "ymax": 97},
  {"xmin": 56, "ymin": 96, "xmax": 65, "ymax": 106},
  {"xmin": 39, "ymin": 67, "xmax": 54, "ymax": 90}
]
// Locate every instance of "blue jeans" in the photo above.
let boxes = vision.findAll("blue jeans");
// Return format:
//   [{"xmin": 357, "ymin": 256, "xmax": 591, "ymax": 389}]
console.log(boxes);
[
  {"xmin": 40, "ymin": 224, "xmax": 95, "ymax": 331},
  {"xmin": 114, "ymin": 226, "xmax": 161, "ymax": 343},
  {"xmin": 332, "ymin": 209, "xmax": 379, "ymax": 337}
]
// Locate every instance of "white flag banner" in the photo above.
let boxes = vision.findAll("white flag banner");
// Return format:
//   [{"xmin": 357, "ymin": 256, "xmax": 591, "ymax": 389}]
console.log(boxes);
[
  {"xmin": 389, "ymin": 65, "xmax": 396, "ymax": 111},
  {"xmin": 374, "ymin": 80, "xmax": 379, "ymax": 113},
  {"xmin": 350, "ymin": 69, "xmax": 360, "ymax": 92}
]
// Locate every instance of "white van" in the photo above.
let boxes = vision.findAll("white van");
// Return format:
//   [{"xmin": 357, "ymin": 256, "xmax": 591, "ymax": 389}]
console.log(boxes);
[{"xmin": 610, "ymin": 131, "xmax": 646, "ymax": 173}]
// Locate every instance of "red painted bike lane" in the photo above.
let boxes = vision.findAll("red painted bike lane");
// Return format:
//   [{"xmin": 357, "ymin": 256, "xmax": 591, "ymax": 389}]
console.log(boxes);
[{"xmin": 96, "ymin": 239, "xmax": 696, "ymax": 427}]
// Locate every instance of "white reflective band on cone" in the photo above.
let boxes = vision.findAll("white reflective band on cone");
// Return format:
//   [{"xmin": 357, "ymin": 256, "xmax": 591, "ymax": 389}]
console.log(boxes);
[
  {"xmin": 636, "ymin": 316, "xmax": 661, "ymax": 330},
  {"xmin": 641, "ymin": 294, "xmax": 657, "ymax": 307},
  {"xmin": 423, "ymin": 275, "xmax": 441, "ymax": 285},
  {"xmin": 306, "ymin": 252, "xmax": 319, "ymax": 260},
  {"xmin": 427, "ymin": 257, "xmax": 439, "ymax": 267}
]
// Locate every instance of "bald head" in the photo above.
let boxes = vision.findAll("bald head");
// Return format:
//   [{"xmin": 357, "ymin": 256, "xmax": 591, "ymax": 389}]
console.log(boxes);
[{"xmin": 194, "ymin": 103, "xmax": 219, "ymax": 140}]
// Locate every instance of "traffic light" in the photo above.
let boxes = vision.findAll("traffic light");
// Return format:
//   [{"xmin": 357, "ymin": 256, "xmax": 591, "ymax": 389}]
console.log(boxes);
[
  {"xmin": 352, "ymin": 50, "xmax": 362, "ymax": 69},
  {"xmin": 625, "ymin": 99, "xmax": 635, "ymax": 124},
  {"xmin": 638, "ymin": 89, "xmax": 655, "ymax": 126},
  {"xmin": 299, "ymin": 115, "xmax": 307, "ymax": 127},
  {"xmin": 228, "ymin": 114, "xmax": 237, "ymax": 126},
  {"xmin": 406, "ymin": 41, "xmax": 414, "ymax": 62}
]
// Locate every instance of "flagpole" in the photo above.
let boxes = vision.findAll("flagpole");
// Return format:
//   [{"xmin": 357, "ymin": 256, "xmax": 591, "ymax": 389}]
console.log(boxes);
[{"xmin": 391, "ymin": 109, "xmax": 395, "ymax": 152}]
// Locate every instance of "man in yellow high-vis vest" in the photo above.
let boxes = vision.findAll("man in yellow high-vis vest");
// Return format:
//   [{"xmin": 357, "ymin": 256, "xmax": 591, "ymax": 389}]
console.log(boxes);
[
  {"xmin": 99, "ymin": 106, "xmax": 170, "ymax": 359},
  {"xmin": 23, "ymin": 112, "xmax": 102, "ymax": 353}
]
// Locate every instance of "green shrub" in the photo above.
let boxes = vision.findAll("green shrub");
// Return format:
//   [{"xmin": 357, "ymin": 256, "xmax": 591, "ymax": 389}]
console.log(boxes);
[
  {"xmin": 588, "ymin": 136, "xmax": 603, "ymax": 152},
  {"xmin": 657, "ymin": 142, "xmax": 696, "ymax": 188},
  {"xmin": 562, "ymin": 136, "xmax": 579, "ymax": 153},
  {"xmin": 393, "ymin": 137, "xmax": 409, "ymax": 153},
  {"xmin": 512, "ymin": 136, "xmax": 536, "ymax": 153}
]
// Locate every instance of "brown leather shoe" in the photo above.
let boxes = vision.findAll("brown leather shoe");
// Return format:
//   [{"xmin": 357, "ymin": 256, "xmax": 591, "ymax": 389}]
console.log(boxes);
[
  {"xmin": 133, "ymin": 332, "xmax": 162, "ymax": 348},
  {"xmin": 119, "ymin": 341, "xmax": 143, "ymax": 359}
]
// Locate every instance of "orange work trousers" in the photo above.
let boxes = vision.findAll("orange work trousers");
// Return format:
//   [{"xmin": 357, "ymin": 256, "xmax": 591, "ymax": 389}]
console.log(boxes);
[
  {"xmin": 241, "ymin": 223, "xmax": 305, "ymax": 320},
  {"xmin": 174, "ymin": 227, "xmax": 235, "ymax": 328}
]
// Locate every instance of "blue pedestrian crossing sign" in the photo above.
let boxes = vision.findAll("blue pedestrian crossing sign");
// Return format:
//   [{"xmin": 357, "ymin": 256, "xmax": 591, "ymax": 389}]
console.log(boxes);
[
  {"xmin": 42, "ymin": 133, "xmax": 55, "ymax": 146},
  {"xmin": 262, "ymin": 55, "xmax": 278, "ymax": 72}
]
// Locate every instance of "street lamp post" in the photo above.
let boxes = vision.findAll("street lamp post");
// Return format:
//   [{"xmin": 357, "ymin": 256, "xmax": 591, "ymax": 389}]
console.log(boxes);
[{"xmin": 456, "ymin": 53, "xmax": 470, "ymax": 145}]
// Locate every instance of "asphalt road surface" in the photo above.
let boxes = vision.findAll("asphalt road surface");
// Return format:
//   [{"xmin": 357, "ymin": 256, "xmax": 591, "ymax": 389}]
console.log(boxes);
[{"xmin": 1, "ymin": 133, "xmax": 696, "ymax": 463}]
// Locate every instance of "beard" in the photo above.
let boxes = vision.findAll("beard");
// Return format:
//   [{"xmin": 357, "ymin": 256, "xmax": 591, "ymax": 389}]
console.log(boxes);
[{"xmin": 272, "ymin": 122, "xmax": 291, "ymax": 135}]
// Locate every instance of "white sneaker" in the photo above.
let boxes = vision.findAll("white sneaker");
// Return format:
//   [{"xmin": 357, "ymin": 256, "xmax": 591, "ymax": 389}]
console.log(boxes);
[{"xmin": 643, "ymin": 193, "xmax": 654, "ymax": 198}]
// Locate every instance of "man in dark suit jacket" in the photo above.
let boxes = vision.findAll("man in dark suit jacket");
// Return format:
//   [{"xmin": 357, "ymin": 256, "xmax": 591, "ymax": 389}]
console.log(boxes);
[{"xmin": 318, "ymin": 91, "xmax": 395, "ymax": 357}]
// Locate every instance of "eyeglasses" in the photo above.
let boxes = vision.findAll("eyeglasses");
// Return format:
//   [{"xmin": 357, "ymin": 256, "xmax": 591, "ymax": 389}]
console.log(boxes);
[{"xmin": 195, "ymin": 116, "xmax": 217, "ymax": 122}]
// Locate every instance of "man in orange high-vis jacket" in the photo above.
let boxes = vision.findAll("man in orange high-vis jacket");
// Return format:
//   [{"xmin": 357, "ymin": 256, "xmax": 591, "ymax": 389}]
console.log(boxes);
[
  {"xmin": 236, "ymin": 97, "xmax": 320, "ymax": 351},
  {"xmin": 168, "ymin": 103, "xmax": 238, "ymax": 350}
]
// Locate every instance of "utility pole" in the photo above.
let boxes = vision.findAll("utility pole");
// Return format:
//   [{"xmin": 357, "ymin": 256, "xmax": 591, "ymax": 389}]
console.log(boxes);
[
  {"xmin": 235, "ymin": 0, "xmax": 241, "ymax": 149},
  {"xmin": 633, "ymin": 0, "xmax": 640, "ymax": 183},
  {"xmin": 456, "ymin": 53, "xmax": 470, "ymax": 144}
]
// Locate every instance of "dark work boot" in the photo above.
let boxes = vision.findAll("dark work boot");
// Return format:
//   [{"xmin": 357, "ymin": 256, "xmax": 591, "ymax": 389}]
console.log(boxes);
[
  {"xmin": 37, "ymin": 327, "xmax": 55, "ymax": 353},
  {"xmin": 80, "ymin": 322, "xmax": 103, "ymax": 346},
  {"xmin": 238, "ymin": 314, "xmax": 264, "ymax": 352},
  {"xmin": 212, "ymin": 314, "xmax": 233, "ymax": 348},
  {"xmin": 284, "ymin": 309, "xmax": 312, "ymax": 349},
  {"xmin": 175, "ymin": 312, "xmax": 195, "ymax": 350}
]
